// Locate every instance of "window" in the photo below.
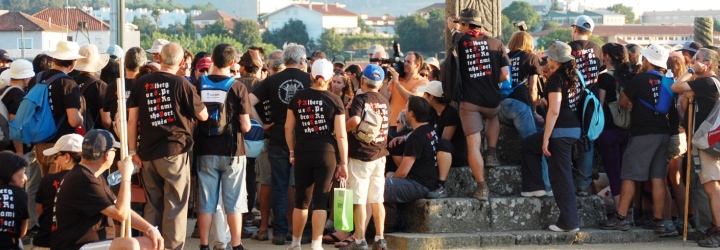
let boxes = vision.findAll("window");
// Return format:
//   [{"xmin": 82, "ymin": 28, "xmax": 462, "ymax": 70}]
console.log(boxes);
[{"xmin": 17, "ymin": 38, "xmax": 31, "ymax": 49}]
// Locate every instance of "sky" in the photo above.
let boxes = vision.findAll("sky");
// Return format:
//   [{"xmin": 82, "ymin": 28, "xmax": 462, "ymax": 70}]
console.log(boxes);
[{"xmin": 555, "ymin": 0, "xmax": 720, "ymax": 15}]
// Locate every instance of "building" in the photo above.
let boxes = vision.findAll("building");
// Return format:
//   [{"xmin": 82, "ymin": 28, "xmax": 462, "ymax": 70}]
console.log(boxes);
[
  {"xmin": 173, "ymin": 0, "xmax": 258, "ymax": 21},
  {"xmin": 641, "ymin": 10, "xmax": 720, "ymax": 25},
  {"xmin": 544, "ymin": 9, "xmax": 625, "ymax": 25},
  {"xmin": 416, "ymin": 3, "xmax": 445, "ymax": 18},
  {"xmin": 533, "ymin": 24, "xmax": 720, "ymax": 47},
  {"xmin": 359, "ymin": 13, "xmax": 396, "ymax": 37},
  {"xmin": 90, "ymin": 7, "xmax": 199, "ymax": 29},
  {"xmin": 261, "ymin": 2, "xmax": 359, "ymax": 41},
  {"xmin": 33, "ymin": 8, "xmax": 113, "ymax": 52},
  {"xmin": 0, "ymin": 12, "xmax": 66, "ymax": 59}
]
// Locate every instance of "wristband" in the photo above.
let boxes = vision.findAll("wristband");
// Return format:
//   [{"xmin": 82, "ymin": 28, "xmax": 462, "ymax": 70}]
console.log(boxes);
[
  {"xmin": 688, "ymin": 68, "xmax": 695, "ymax": 74},
  {"xmin": 129, "ymin": 150, "xmax": 137, "ymax": 156},
  {"xmin": 146, "ymin": 226, "xmax": 159, "ymax": 235}
]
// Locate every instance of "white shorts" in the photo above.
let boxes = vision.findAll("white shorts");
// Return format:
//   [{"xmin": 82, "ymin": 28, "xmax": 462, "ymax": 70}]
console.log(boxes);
[
  {"xmin": 699, "ymin": 150, "xmax": 720, "ymax": 184},
  {"xmin": 347, "ymin": 157, "xmax": 386, "ymax": 205}
]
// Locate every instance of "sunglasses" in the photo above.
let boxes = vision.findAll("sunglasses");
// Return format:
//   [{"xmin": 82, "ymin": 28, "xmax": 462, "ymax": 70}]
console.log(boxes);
[
  {"xmin": 54, "ymin": 152, "xmax": 65, "ymax": 159},
  {"xmin": 199, "ymin": 69, "xmax": 209, "ymax": 73}
]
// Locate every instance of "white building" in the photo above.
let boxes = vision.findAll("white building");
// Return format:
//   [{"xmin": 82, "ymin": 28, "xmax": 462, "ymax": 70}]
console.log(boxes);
[
  {"xmin": 0, "ymin": 12, "xmax": 67, "ymax": 59},
  {"xmin": 533, "ymin": 24, "xmax": 720, "ymax": 47},
  {"xmin": 261, "ymin": 2, "xmax": 359, "ymax": 41},
  {"xmin": 359, "ymin": 13, "xmax": 396, "ymax": 37},
  {"xmin": 641, "ymin": 10, "xmax": 720, "ymax": 25},
  {"xmin": 33, "ymin": 8, "xmax": 115, "ymax": 53},
  {"xmin": 90, "ymin": 6, "xmax": 201, "ymax": 29}
]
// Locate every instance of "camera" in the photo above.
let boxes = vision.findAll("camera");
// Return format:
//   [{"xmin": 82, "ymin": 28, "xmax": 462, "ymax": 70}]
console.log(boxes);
[
  {"xmin": 369, "ymin": 41, "xmax": 406, "ymax": 79},
  {"xmin": 513, "ymin": 21, "xmax": 528, "ymax": 32}
]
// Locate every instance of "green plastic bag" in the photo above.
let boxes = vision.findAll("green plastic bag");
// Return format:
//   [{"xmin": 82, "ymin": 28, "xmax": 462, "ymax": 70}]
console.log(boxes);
[{"xmin": 334, "ymin": 180, "xmax": 354, "ymax": 232}]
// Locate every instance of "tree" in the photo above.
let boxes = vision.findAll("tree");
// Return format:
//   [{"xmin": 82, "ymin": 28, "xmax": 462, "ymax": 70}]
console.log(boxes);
[
  {"xmin": 499, "ymin": 14, "xmax": 515, "ymax": 44},
  {"xmin": 203, "ymin": 19, "xmax": 231, "ymax": 37},
  {"xmin": 502, "ymin": 1, "xmax": 542, "ymax": 32},
  {"xmin": 358, "ymin": 17, "xmax": 373, "ymax": 34},
  {"xmin": 318, "ymin": 28, "xmax": 345, "ymax": 55},
  {"xmin": 550, "ymin": 0, "xmax": 563, "ymax": 11},
  {"xmin": 607, "ymin": 4, "xmax": 636, "ymax": 24},
  {"xmin": 395, "ymin": 14, "xmax": 429, "ymax": 52},
  {"xmin": 536, "ymin": 28, "xmax": 605, "ymax": 50},
  {"xmin": 426, "ymin": 9, "xmax": 446, "ymax": 53},
  {"xmin": 715, "ymin": 18, "xmax": 720, "ymax": 33},
  {"xmin": 133, "ymin": 15, "xmax": 157, "ymax": 42},
  {"xmin": 262, "ymin": 19, "xmax": 310, "ymax": 48},
  {"xmin": 232, "ymin": 19, "xmax": 262, "ymax": 47},
  {"xmin": 184, "ymin": 14, "xmax": 196, "ymax": 37},
  {"xmin": 542, "ymin": 21, "xmax": 560, "ymax": 31},
  {"xmin": 151, "ymin": 9, "xmax": 161, "ymax": 30}
]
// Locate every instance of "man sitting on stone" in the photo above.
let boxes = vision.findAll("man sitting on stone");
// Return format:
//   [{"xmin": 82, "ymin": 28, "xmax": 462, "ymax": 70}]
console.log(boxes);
[{"xmin": 383, "ymin": 96, "xmax": 439, "ymax": 232}]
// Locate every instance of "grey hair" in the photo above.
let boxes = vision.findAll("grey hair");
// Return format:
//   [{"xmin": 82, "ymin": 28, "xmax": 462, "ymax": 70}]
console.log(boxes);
[
  {"xmin": 361, "ymin": 76, "xmax": 382, "ymax": 89},
  {"xmin": 160, "ymin": 42, "xmax": 184, "ymax": 67},
  {"xmin": 81, "ymin": 151, "xmax": 105, "ymax": 161},
  {"xmin": 698, "ymin": 48, "xmax": 720, "ymax": 73},
  {"xmin": 282, "ymin": 43, "xmax": 306, "ymax": 66},
  {"xmin": 124, "ymin": 47, "xmax": 146, "ymax": 71},
  {"xmin": 268, "ymin": 50, "xmax": 286, "ymax": 73}
]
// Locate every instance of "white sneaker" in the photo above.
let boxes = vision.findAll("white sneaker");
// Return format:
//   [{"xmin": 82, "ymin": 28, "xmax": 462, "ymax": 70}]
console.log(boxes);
[
  {"xmin": 549, "ymin": 225, "xmax": 579, "ymax": 232},
  {"xmin": 287, "ymin": 245, "xmax": 302, "ymax": 250},
  {"xmin": 547, "ymin": 190, "xmax": 554, "ymax": 197},
  {"xmin": 520, "ymin": 190, "xmax": 547, "ymax": 197}
]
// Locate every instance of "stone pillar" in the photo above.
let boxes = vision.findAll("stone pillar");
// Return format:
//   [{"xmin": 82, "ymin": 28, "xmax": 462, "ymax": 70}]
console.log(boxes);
[{"xmin": 445, "ymin": 0, "xmax": 502, "ymax": 50}]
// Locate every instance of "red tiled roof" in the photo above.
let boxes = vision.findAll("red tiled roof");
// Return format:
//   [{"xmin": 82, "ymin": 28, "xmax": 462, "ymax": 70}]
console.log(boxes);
[
  {"xmin": 417, "ymin": 3, "xmax": 445, "ymax": 13},
  {"xmin": 296, "ymin": 3, "xmax": 357, "ymax": 16},
  {"xmin": 33, "ymin": 8, "xmax": 110, "ymax": 31},
  {"xmin": 193, "ymin": 10, "xmax": 234, "ymax": 21},
  {"xmin": 0, "ymin": 12, "xmax": 67, "ymax": 32},
  {"xmin": 533, "ymin": 24, "xmax": 720, "ymax": 37}
]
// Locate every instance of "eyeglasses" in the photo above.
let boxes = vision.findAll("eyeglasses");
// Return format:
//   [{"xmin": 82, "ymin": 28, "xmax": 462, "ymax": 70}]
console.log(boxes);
[
  {"xmin": 230, "ymin": 70, "xmax": 237, "ymax": 75},
  {"xmin": 54, "ymin": 153, "xmax": 64, "ymax": 159}
]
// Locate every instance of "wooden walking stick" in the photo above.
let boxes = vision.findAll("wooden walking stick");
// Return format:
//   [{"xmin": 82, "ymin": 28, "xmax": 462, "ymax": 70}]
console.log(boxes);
[
  {"xmin": 116, "ymin": 57, "xmax": 132, "ymax": 238},
  {"xmin": 683, "ymin": 98, "xmax": 694, "ymax": 242}
]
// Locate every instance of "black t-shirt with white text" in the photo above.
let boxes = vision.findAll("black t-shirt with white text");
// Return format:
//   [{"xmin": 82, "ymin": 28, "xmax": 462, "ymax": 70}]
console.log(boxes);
[
  {"xmin": 0, "ymin": 184, "xmax": 28, "ymax": 250},
  {"xmin": 252, "ymin": 68, "xmax": 312, "ymax": 145},
  {"xmin": 686, "ymin": 76, "xmax": 720, "ymax": 132},
  {"xmin": 127, "ymin": 72, "xmax": 206, "ymax": 160},
  {"xmin": 457, "ymin": 33, "xmax": 509, "ymax": 108},
  {"xmin": 288, "ymin": 88, "xmax": 345, "ymax": 152},
  {"xmin": 28, "ymin": 69, "xmax": 82, "ymax": 143},
  {"xmin": 624, "ymin": 72, "xmax": 671, "ymax": 136},
  {"xmin": 429, "ymin": 105, "xmax": 467, "ymax": 167},
  {"xmin": 568, "ymin": 40, "xmax": 603, "ymax": 84},
  {"xmin": 195, "ymin": 75, "xmax": 252, "ymax": 156},
  {"xmin": 74, "ymin": 74, "xmax": 107, "ymax": 129},
  {"xmin": 347, "ymin": 92, "xmax": 390, "ymax": 161},
  {"xmin": 507, "ymin": 50, "xmax": 542, "ymax": 107},
  {"xmin": 545, "ymin": 73, "xmax": 582, "ymax": 129},
  {"xmin": 403, "ymin": 124, "xmax": 440, "ymax": 189},
  {"xmin": 33, "ymin": 170, "xmax": 69, "ymax": 248},
  {"xmin": 103, "ymin": 78, "xmax": 135, "ymax": 140}
]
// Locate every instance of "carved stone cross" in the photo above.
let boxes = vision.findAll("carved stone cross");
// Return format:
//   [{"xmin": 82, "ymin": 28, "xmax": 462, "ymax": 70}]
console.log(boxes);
[{"xmin": 445, "ymin": 0, "xmax": 501, "ymax": 50}]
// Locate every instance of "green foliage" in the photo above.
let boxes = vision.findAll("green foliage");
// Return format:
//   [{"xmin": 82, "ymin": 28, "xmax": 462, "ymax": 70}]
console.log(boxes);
[
  {"xmin": 500, "ymin": 14, "xmax": 515, "ymax": 44},
  {"xmin": 261, "ymin": 19, "xmax": 310, "ymax": 48},
  {"xmin": 319, "ymin": 28, "xmax": 345, "ymax": 55},
  {"xmin": 202, "ymin": 19, "xmax": 231, "ymax": 37},
  {"xmin": 502, "ymin": 1, "xmax": 542, "ymax": 32},
  {"xmin": 183, "ymin": 14, "xmax": 196, "ymax": 37},
  {"xmin": 550, "ymin": 0, "xmax": 563, "ymax": 11},
  {"xmin": 715, "ymin": 18, "xmax": 720, "ymax": 33},
  {"xmin": 133, "ymin": 15, "xmax": 157, "ymax": 43},
  {"xmin": 358, "ymin": 17, "xmax": 373, "ymax": 34},
  {"xmin": 395, "ymin": 10, "xmax": 445, "ymax": 53},
  {"xmin": 143, "ymin": 32, "xmax": 244, "ymax": 55},
  {"xmin": 542, "ymin": 21, "xmax": 560, "ymax": 31},
  {"xmin": 607, "ymin": 4, "xmax": 637, "ymax": 24},
  {"xmin": 536, "ymin": 28, "xmax": 605, "ymax": 50},
  {"xmin": 425, "ymin": 9, "xmax": 446, "ymax": 53},
  {"xmin": 0, "ymin": 0, "xmax": 88, "ymax": 14},
  {"xmin": 232, "ymin": 19, "xmax": 262, "ymax": 47}
]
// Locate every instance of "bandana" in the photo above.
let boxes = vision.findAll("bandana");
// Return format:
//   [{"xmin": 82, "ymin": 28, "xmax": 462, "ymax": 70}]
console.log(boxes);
[{"xmin": 466, "ymin": 30, "xmax": 486, "ymax": 37}]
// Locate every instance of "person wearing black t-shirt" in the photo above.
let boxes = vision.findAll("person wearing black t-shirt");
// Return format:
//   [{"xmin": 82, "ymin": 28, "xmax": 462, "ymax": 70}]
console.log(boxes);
[
  {"xmin": 521, "ymin": 41, "xmax": 582, "ymax": 232},
  {"xmin": 74, "ymin": 44, "xmax": 109, "ymax": 132},
  {"xmin": 102, "ymin": 47, "xmax": 146, "ymax": 141},
  {"xmin": 384, "ymin": 96, "xmax": 439, "ymax": 233},
  {"xmin": 285, "ymin": 59, "xmax": 348, "ymax": 250},
  {"xmin": 0, "ymin": 151, "xmax": 29, "ymax": 250}
]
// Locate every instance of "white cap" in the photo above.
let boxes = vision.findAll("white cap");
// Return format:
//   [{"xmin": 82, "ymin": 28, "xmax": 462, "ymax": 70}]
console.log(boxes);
[
  {"xmin": 42, "ymin": 134, "xmax": 84, "ymax": 156},
  {"xmin": 367, "ymin": 44, "xmax": 385, "ymax": 55},
  {"xmin": 572, "ymin": 15, "xmax": 595, "ymax": 32},
  {"xmin": 311, "ymin": 59, "xmax": 334, "ymax": 81},
  {"xmin": 47, "ymin": 40, "xmax": 86, "ymax": 61},
  {"xmin": 416, "ymin": 80, "xmax": 444, "ymax": 98},
  {"xmin": 8, "ymin": 59, "xmax": 34, "ymax": 79},
  {"xmin": 640, "ymin": 44, "xmax": 669, "ymax": 69},
  {"xmin": 146, "ymin": 39, "xmax": 169, "ymax": 54},
  {"xmin": 425, "ymin": 57, "xmax": 440, "ymax": 70}
]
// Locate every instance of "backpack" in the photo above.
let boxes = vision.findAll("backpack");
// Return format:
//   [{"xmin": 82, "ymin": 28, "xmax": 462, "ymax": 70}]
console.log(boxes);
[
  {"xmin": 577, "ymin": 69, "xmax": 604, "ymax": 141},
  {"xmin": 198, "ymin": 75, "xmax": 235, "ymax": 136},
  {"xmin": 605, "ymin": 71, "xmax": 631, "ymax": 129},
  {"xmin": 639, "ymin": 70, "xmax": 675, "ymax": 115},
  {"xmin": 440, "ymin": 45, "xmax": 462, "ymax": 102},
  {"xmin": 691, "ymin": 77, "xmax": 720, "ymax": 158},
  {"xmin": 353, "ymin": 95, "xmax": 383, "ymax": 144},
  {"xmin": 9, "ymin": 71, "xmax": 69, "ymax": 144},
  {"xmin": 76, "ymin": 77, "xmax": 100, "ymax": 133},
  {"xmin": 500, "ymin": 51, "xmax": 528, "ymax": 99},
  {"xmin": 244, "ymin": 119, "xmax": 265, "ymax": 158},
  {"xmin": 0, "ymin": 86, "xmax": 21, "ymax": 150}
]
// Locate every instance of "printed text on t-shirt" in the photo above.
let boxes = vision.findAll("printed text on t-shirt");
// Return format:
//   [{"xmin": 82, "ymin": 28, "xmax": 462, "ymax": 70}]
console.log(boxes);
[
  {"xmin": 463, "ymin": 40, "xmax": 493, "ymax": 79},
  {"xmin": 144, "ymin": 82, "xmax": 176, "ymax": 127},
  {"xmin": 297, "ymin": 99, "xmax": 329, "ymax": 134}
]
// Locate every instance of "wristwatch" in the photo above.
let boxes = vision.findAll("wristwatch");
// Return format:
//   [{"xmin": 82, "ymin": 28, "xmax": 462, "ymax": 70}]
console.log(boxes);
[{"xmin": 688, "ymin": 68, "xmax": 695, "ymax": 74}]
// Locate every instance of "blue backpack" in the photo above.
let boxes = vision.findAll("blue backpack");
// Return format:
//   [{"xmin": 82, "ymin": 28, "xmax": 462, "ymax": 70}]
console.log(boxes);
[
  {"xmin": 198, "ymin": 75, "xmax": 235, "ymax": 136},
  {"xmin": 577, "ymin": 69, "xmax": 604, "ymax": 141},
  {"xmin": 499, "ymin": 51, "xmax": 527, "ymax": 99},
  {"xmin": 9, "ymin": 71, "xmax": 69, "ymax": 144},
  {"xmin": 640, "ymin": 70, "xmax": 675, "ymax": 115},
  {"xmin": 244, "ymin": 119, "xmax": 265, "ymax": 158}
]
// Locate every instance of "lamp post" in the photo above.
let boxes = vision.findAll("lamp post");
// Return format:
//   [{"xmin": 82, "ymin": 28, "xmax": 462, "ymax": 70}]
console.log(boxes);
[{"xmin": 19, "ymin": 25, "xmax": 24, "ymax": 59}]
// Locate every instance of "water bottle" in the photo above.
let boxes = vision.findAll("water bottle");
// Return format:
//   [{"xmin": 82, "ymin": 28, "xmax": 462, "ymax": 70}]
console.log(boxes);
[
  {"xmin": 666, "ymin": 69, "xmax": 674, "ymax": 78},
  {"xmin": 107, "ymin": 163, "xmax": 140, "ymax": 186}
]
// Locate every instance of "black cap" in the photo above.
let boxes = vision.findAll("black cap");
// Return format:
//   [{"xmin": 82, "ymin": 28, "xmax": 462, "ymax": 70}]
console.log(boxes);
[
  {"xmin": 307, "ymin": 51, "xmax": 326, "ymax": 61},
  {"xmin": 677, "ymin": 41, "xmax": 703, "ymax": 54},
  {"xmin": 0, "ymin": 49, "xmax": 12, "ymax": 62},
  {"xmin": 82, "ymin": 129, "xmax": 120, "ymax": 158},
  {"xmin": 453, "ymin": 8, "xmax": 484, "ymax": 27}
]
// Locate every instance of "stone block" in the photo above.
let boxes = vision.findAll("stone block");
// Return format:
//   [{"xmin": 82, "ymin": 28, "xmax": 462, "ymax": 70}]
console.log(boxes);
[
  {"xmin": 404, "ymin": 198, "xmax": 491, "ymax": 233},
  {"xmin": 489, "ymin": 197, "xmax": 544, "ymax": 231},
  {"xmin": 445, "ymin": 167, "xmax": 476, "ymax": 198},
  {"xmin": 386, "ymin": 232, "xmax": 516, "ymax": 250},
  {"xmin": 496, "ymin": 123, "xmax": 523, "ymax": 165},
  {"xmin": 574, "ymin": 228, "xmax": 657, "ymax": 244},
  {"xmin": 487, "ymin": 165, "xmax": 521, "ymax": 196},
  {"xmin": 512, "ymin": 230, "xmax": 576, "ymax": 245},
  {"xmin": 540, "ymin": 195, "xmax": 606, "ymax": 228}
]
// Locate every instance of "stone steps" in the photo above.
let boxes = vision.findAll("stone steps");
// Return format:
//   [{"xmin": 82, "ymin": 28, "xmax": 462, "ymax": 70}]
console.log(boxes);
[
  {"xmin": 446, "ymin": 166, "xmax": 522, "ymax": 198},
  {"xmin": 386, "ymin": 228, "xmax": 658, "ymax": 249},
  {"xmin": 404, "ymin": 197, "xmax": 605, "ymax": 233}
]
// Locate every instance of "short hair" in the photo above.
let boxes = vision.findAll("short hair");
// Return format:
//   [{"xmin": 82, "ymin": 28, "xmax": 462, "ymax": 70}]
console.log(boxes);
[
  {"xmin": 53, "ymin": 59, "xmax": 74, "ymax": 68},
  {"xmin": 32, "ymin": 54, "xmax": 54, "ymax": 73},
  {"xmin": 212, "ymin": 43, "xmax": 236, "ymax": 68},
  {"xmin": 267, "ymin": 50, "xmax": 285, "ymax": 72},
  {"xmin": 283, "ymin": 43, "xmax": 306, "ymax": 66},
  {"xmin": 124, "ymin": 47, "xmax": 147, "ymax": 71},
  {"xmin": 407, "ymin": 51, "xmax": 423, "ymax": 68},
  {"xmin": 344, "ymin": 64, "xmax": 362, "ymax": 83},
  {"xmin": 248, "ymin": 46, "xmax": 265, "ymax": 59},
  {"xmin": 507, "ymin": 31, "xmax": 534, "ymax": 52},
  {"xmin": 136, "ymin": 64, "xmax": 159, "ymax": 81},
  {"xmin": 100, "ymin": 60, "xmax": 119, "ymax": 84},
  {"xmin": 0, "ymin": 151, "xmax": 28, "ymax": 185},
  {"xmin": 407, "ymin": 96, "xmax": 432, "ymax": 123},
  {"xmin": 160, "ymin": 42, "xmax": 184, "ymax": 67},
  {"xmin": 698, "ymin": 48, "xmax": 720, "ymax": 73},
  {"xmin": 361, "ymin": 76, "xmax": 382, "ymax": 89},
  {"xmin": 60, "ymin": 151, "xmax": 82, "ymax": 163}
]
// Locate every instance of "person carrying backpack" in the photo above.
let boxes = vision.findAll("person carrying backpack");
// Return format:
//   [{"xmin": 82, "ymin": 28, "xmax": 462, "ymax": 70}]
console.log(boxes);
[
  {"xmin": 73, "ymin": 44, "xmax": 109, "ymax": 132},
  {"xmin": 671, "ymin": 48, "xmax": 720, "ymax": 247},
  {"xmin": 25, "ymin": 41, "xmax": 84, "ymax": 177},
  {"xmin": 602, "ymin": 44, "xmax": 677, "ymax": 236}
]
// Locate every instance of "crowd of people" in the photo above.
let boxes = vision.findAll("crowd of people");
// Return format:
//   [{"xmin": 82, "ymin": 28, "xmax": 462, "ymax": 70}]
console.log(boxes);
[{"xmin": 0, "ymin": 6, "xmax": 719, "ymax": 250}]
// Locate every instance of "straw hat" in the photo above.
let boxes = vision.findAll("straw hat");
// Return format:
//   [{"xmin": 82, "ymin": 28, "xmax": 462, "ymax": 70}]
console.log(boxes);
[
  {"xmin": 47, "ymin": 41, "xmax": 86, "ymax": 61},
  {"xmin": 75, "ymin": 44, "xmax": 110, "ymax": 73}
]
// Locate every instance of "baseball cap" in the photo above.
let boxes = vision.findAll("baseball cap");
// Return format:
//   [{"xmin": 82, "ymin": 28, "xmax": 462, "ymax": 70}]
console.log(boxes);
[
  {"xmin": 425, "ymin": 57, "xmax": 440, "ymax": 70},
  {"xmin": 82, "ymin": 130, "xmax": 120, "ymax": 158},
  {"xmin": 677, "ymin": 41, "xmax": 702, "ymax": 54},
  {"xmin": 332, "ymin": 55, "xmax": 346, "ymax": 67},
  {"xmin": 311, "ymin": 59, "xmax": 334, "ymax": 81},
  {"xmin": 0, "ymin": 49, "xmax": 11, "ymax": 62},
  {"xmin": 572, "ymin": 15, "xmax": 594, "ymax": 32},
  {"xmin": 362, "ymin": 64, "xmax": 384, "ymax": 81},
  {"xmin": 307, "ymin": 51, "xmax": 326, "ymax": 61},
  {"xmin": 43, "ymin": 134, "xmax": 84, "ymax": 156},
  {"xmin": 196, "ymin": 57, "xmax": 212, "ymax": 71},
  {"xmin": 8, "ymin": 59, "xmax": 34, "ymax": 79},
  {"xmin": 107, "ymin": 45, "xmax": 124, "ymax": 60},
  {"xmin": 416, "ymin": 80, "xmax": 443, "ymax": 98}
]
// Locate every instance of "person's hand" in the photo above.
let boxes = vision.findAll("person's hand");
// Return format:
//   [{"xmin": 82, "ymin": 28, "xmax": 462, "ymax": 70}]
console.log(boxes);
[
  {"xmin": 446, "ymin": 16, "xmax": 458, "ymax": 31},
  {"xmin": 119, "ymin": 156, "xmax": 135, "ymax": 179},
  {"xmin": 131, "ymin": 154, "xmax": 143, "ymax": 169},
  {"xmin": 147, "ymin": 227, "xmax": 164, "ymax": 250},
  {"xmin": 387, "ymin": 67, "xmax": 400, "ymax": 81},
  {"xmin": 533, "ymin": 112, "xmax": 545, "ymax": 126},
  {"xmin": 685, "ymin": 90, "xmax": 696, "ymax": 100},
  {"xmin": 389, "ymin": 136, "xmax": 405, "ymax": 148},
  {"xmin": 692, "ymin": 61, "xmax": 708, "ymax": 74},
  {"xmin": 262, "ymin": 122, "xmax": 274, "ymax": 132},
  {"xmin": 289, "ymin": 151, "xmax": 295, "ymax": 165},
  {"xmin": 542, "ymin": 138, "xmax": 551, "ymax": 157},
  {"xmin": 336, "ymin": 164, "xmax": 348, "ymax": 180}
]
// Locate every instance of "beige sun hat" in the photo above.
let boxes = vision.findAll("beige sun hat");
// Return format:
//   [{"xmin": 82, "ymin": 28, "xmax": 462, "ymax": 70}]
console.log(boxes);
[
  {"xmin": 146, "ymin": 39, "xmax": 169, "ymax": 54},
  {"xmin": 75, "ymin": 44, "xmax": 110, "ymax": 73},
  {"xmin": 47, "ymin": 40, "xmax": 86, "ymax": 61}
]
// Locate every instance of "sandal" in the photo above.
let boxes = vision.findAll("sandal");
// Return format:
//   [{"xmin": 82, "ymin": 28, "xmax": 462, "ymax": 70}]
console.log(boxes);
[
  {"xmin": 322, "ymin": 230, "xmax": 342, "ymax": 244},
  {"xmin": 251, "ymin": 230, "xmax": 269, "ymax": 241},
  {"xmin": 335, "ymin": 235, "xmax": 355, "ymax": 248}
]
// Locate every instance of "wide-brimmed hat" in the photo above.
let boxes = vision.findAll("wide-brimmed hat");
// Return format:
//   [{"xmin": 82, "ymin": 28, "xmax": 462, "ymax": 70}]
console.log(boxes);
[
  {"xmin": 75, "ymin": 44, "xmax": 110, "ymax": 73},
  {"xmin": 453, "ymin": 8, "xmax": 484, "ymax": 27},
  {"xmin": 146, "ymin": 39, "xmax": 169, "ymax": 54},
  {"xmin": 8, "ymin": 59, "xmax": 34, "ymax": 79},
  {"xmin": 47, "ymin": 40, "xmax": 86, "ymax": 61},
  {"xmin": 545, "ymin": 41, "xmax": 574, "ymax": 63},
  {"xmin": 640, "ymin": 44, "xmax": 669, "ymax": 69}
]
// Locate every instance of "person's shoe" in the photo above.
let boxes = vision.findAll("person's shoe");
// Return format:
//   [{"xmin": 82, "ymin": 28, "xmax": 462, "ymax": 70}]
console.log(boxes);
[
  {"xmin": 484, "ymin": 153, "xmax": 501, "ymax": 167},
  {"xmin": 653, "ymin": 220, "xmax": 679, "ymax": 237},
  {"xmin": 286, "ymin": 245, "xmax": 301, "ymax": 250},
  {"xmin": 599, "ymin": 217, "xmax": 631, "ymax": 231},
  {"xmin": 372, "ymin": 239, "xmax": 388, "ymax": 250},
  {"xmin": 26, "ymin": 226, "xmax": 39, "ymax": 238},
  {"xmin": 212, "ymin": 245, "xmax": 231, "ymax": 250},
  {"xmin": 546, "ymin": 190, "xmax": 554, "ymax": 197},
  {"xmin": 426, "ymin": 186, "xmax": 447, "ymax": 199},
  {"xmin": 548, "ymin": 225, "xmax": 579, "ymax": 232},
  {"xmin": 472, "ymin": 187, "xmax": 489, "ymax": 201},
  {"xmin": 252, "ymin": 230, "xmax": 269, "ymax": 241},
  {"xmin": 286, "ymin": 233, "xmax": 292, "ymax": 242},
  {"xmin": 272, "ymin": 235, "xmax": 286, "ymax": 245},
  {"xmin": 698, "ymin": 229, "xmax": 720, "ymax": 248},
  {"xmin": 21, "ymin": 235, "xmax": 31, "ymax": 245},
  {"xmin": 339, "ymin": 240, "xmax": 369, "ymax": 250},
  {"xmin": 520, "ymin": 190, "xmax": 547, "ymax": 197},
  {"xmin": 242, "ymin": 227, "xmax": 257, "ymax": 239}
]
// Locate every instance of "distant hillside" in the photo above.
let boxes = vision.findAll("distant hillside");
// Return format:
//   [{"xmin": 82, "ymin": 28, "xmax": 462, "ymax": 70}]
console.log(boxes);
[{"xmin": 168, "ymin": 0, "xmax": 443, "ymax": 17}]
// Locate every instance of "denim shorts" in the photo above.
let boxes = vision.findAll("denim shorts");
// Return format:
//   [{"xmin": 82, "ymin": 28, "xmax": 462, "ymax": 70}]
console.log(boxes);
[{"xmin": 198, "ymin": 155, "xmax": 248, "ymax": 214}]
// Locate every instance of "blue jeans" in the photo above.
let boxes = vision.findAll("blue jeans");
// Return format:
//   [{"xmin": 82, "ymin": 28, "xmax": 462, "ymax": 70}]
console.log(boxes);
[
  {"xmin": 574, "ymin": 140, "xmax": 595, "ymax": 190},
  {"xmin": 268, "ymin": 144, "xmax": 292, "ymax": 236},
  {"xmin": 197, "ymin": 155, "xmax": 248, "ymax": 214}
]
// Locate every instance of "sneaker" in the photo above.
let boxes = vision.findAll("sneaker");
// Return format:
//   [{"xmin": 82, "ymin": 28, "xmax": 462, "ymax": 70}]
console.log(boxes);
[
  {"xmin": 287, "ymin": 245, "xmax": 301, "ymax": 250},
  {"xmin": 653, "ymin": 220, "xmax": 679, "ymax": 237},
  {"xmin": 698, "ymin": 230, "xmax": 720, "ymax": 248},
  {"xmin": 484, "ymin": 153, "xmax": 501, "ymax": 167},
  {"xmin": 272, "ymin": 235, "xmax": 286, "ymax": 245},
  {"xmin": 520, "ymin": 190, "xmax": 547, "ymax": 197},
  {"xmin": 426, "ymin": 186, "xmax": 447, "ymax": 199},
  {"xmin": 372, "ymin": 239, "xmax": 388, "ymax": 250},
  {"xmin": 548, "ymin": 225, "xmax": 579, "ymax": 232},
  {"xmin": 546, "ymin": 190, "xmax": 554, "ymax": 197},
  {"xmin": 213, "ymin": 245, "xmax": 232, "ymax": 250},
  {"xmin": 472, "ymin": 187, "xmax": 489, "ymax": 201},
  {"xmin": 339, "ymin": 240, "xmax": 369, "ymax": 250},
  {"xmin": 252, "ymin": 230, "xmax": 269, "ymax": 241},
  {"xmin": 599, "ymin": 217, "xmax": 632, "ymax": 231}
]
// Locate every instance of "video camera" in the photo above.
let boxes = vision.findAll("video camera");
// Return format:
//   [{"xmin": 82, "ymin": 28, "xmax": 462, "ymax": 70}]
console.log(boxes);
[
  {"xmin": 368, "ymin": 41, "xmax": 405, "ymax": 79},
  {"xmin": 513, "ymin": 21, "xmax": 528, "ymax": 32}
]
